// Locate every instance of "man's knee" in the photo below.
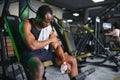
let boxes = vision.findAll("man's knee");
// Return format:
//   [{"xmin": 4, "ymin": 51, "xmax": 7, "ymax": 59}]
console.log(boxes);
[
  {"xmin": 68, "ymin": 56, "xmax": 77, "ymax": 64},
  {"xmin": 28, "ymin": 57, "xmax": 45, "ymax": 72},
  {"xmin": 36, "ymin": 62, "xmax": 45, "ymax": 73}
]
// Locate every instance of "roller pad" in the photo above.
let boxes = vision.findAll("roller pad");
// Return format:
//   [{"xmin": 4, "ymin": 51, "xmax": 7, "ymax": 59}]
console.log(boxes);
[{"xmin": 71, "ymin": 68, "xmax": 95, "ymax": 80}]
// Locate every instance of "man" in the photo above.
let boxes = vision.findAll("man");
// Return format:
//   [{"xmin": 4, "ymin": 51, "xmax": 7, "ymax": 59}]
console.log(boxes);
[
  {"xmin": 21, "ymin": 5, "xmax": 78, "ymax": 80},
  {"xmin": 105, "ymin": 22, "xmax": 120, "ymax": 42},
  {"xmin": 105, "ymin": 22, "xmax": 120, "ymax": 47}
]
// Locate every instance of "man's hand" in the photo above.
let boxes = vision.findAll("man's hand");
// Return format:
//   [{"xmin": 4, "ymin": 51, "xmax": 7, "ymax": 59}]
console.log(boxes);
[
  {"xmin": 65, "ymin": 63, "xmax": 71, "ymax": 74},
  {"xmin": 60, "ymin": 61, "xmax": 71, "ymax": 74},
  {"xmin": 49, "ymin": 32, "xmax": 58, "ymax": 43}
]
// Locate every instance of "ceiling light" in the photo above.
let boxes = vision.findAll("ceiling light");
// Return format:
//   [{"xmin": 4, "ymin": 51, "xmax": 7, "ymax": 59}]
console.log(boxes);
[
  {"xmin": 67, "ymin": 19, "xmax": 73, "ymax": 22},
  {"xmin": 62, "ymin": 8, "xmax": 66, "ymax": 10},
  {"xmin": 88, "ymin": 6, "xmax": 102, "ymax": 10},
  {"xmin": 88, "ymin": 17, "xmax": 91, "ymax": 20},
  {"xmin": 73, "ymin": 13, "xmax": 79, "ymax": 16},
  {"xmin": 63, "ymin": 20, "xmax": 67, "ymax": 23},
  {"xmin": 92, "ymin": 0, "xmax": 104, "ymax": 3}
]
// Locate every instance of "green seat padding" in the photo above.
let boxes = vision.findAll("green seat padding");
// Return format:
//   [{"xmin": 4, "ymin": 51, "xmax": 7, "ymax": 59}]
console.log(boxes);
[
  {"xmin": 19, "ymin": 22, "xmax": 24, "ymax": 41},
  {"xmin": 80, "ymin": 24, "xmax": 94, "ymax": 33},
  {"xmin": 63, "ymin": 31, "xmax": 76, "ymax": 54},
  {"xmin": 60, "ymin": 20, "xmax": 76, "ymax": 54},
  {"xmin": 111, "ymin": 48, "xmax": 120, "ymax": 51},
  {"xmin": 75, "ymin": 53, "xmax": 92, "ymax": 59}
]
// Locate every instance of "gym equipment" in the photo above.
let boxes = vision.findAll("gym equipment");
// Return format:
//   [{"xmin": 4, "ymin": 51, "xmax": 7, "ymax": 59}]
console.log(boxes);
[
  {"xmin": 51, "ymin": 18, "xmax": 94, "ymax": 70},
  {"xmin": 52, "ymin": 17, "xmax": 92, "ymax": 58},
  {"xmin": 4, "ymin": 15, "xmax": 26, "ymax": 80},
  {"xmin": 60, "ymin": 20, "xmax": 76, "ymax": 54},
  {"xmin": 72, "ymin": 68, "xmax": 95, "ymax": 80},
  {"xmin": 4, "ymin": 14, "xmax": 56, "ymax": 80},
  {"xmin": 76, "ymin": 24, "xmax": 94, "ymax": 55},
  {"xmin": 19, "ymin": 0, "xmax": 29, "ymax": 20},
  {"xmin": 80, "ymin": 23, "xmax": 120, "ymax": 71},
  {"xmin": 0, "ymin": 0, "xmax": 26, "ymax": 79},
  {"xmin": 2, "ymin": 0, "xmax": 95, "ymax": 79},
  {"xmin": 4, "ymin": 14, "xmax": 95, "ymax": 80},
  {"xmin": 0, "ymin": 26, "xmax": 7, "ymax": 79},
  {"xmin": 96, "ymin": 0, "xmax": 120, "ymax": 17}
]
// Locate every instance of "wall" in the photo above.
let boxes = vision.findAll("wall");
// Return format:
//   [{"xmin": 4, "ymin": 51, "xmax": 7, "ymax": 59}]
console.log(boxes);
[
  {"xmin": 0, "ymin": 0, "xmax": 4, "ymax": 17},
  {"xmin": 9, "ymin": 2, "xmax": 19, "ymax": 16},
  {"xmin": 9, "ymin": 0, "xmax": 63, "ymax": 19}
]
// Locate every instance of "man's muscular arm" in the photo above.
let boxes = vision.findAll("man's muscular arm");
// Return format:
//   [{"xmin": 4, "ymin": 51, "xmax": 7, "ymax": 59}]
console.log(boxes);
[
  {"xmin": 49, "ymin": 31, "xmax": 66, "ymax": 62},
  {"xmin": 23, "ymin": 20, "xmax": 52, "ymax": 51}
]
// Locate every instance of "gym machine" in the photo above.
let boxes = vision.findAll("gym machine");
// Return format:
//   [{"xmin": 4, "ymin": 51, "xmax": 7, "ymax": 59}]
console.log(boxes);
[
  {"xmin": 81, "ymin": 17, "xmax": 120, "ymax": 71},
  {"xmin": 1, "ymin": 0, "xmax": 96, "ymax": 80},
  {"xmin": 0, "ymin": 0, "xmax": 25, "ymax": 80},
  {"xmin": 52, "ymin": 17, "xmax": 92, "ymax": 58},
  {"xmin": 4, "ymin": 13, "xmax": 95, "ymax": 80},
  {"xmin": 72, "ymin": 68, "xmax": 95, "ymax": 80}
]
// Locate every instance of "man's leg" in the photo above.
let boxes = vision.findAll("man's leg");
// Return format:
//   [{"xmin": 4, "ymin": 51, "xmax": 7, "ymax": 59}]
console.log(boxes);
[
  {"xmin": 65, "ymin": 55, "xmax": 78, "ymax": 78},
  {"xmin": 55, "ymin": 55, "xmax": 78, "ymax": 79},
  {"xmin": 27, "ymin": 57, "xmax": 45, "ymax": 80}
]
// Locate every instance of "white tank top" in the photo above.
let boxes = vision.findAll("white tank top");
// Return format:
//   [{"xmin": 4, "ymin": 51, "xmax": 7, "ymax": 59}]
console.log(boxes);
[
  {"xmin": 38, "ymin": 25, "xmax": 52, "ymax": 50},
  {"xmin": 113, "ymin": 29, "xmax": 120, "ymax": 37}
]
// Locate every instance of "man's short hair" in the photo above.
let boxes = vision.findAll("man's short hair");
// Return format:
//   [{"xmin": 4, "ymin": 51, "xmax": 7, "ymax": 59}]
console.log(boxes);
[
  {"xmin": 37, "ymin": 5, "xmax": 53, "ymax": 19},
  {"xmin": 113, "ymin": 22, "xmax": 119, "ymax": 28}
]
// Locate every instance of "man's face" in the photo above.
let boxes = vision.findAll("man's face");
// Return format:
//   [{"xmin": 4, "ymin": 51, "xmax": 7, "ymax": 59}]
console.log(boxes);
[{"xmin": 39, "ymin": 13, "xmax": 53, "ymax": 28}]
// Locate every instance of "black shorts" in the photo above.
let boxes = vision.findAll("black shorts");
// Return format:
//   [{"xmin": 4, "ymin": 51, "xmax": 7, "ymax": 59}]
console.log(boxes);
[{"xmin": 20, "ymin": 48, "xmax": 55, "ymax": 65}]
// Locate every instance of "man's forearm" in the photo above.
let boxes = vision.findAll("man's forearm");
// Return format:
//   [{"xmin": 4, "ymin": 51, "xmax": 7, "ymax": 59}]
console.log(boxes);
[{"xmin": 54, "ymin": 45, "xmax": 66, "ymax": 62}]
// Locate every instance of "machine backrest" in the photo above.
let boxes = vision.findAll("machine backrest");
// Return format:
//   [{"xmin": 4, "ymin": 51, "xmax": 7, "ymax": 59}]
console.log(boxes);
[{"xmin": 4, "ymin": 15, "xmax": 25, "ymax": 62}]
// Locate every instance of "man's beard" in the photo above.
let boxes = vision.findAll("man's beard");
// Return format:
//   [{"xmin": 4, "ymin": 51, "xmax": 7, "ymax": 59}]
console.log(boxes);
[{"xmin": 37, "ymin": 22, "xmax": 45, "ymax": 28}]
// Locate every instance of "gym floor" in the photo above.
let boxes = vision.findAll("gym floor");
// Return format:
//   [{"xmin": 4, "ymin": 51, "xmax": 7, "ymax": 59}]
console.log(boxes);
[{"xmin": 0, "ymin": 58, "xmax": 120, "ymax": 80}]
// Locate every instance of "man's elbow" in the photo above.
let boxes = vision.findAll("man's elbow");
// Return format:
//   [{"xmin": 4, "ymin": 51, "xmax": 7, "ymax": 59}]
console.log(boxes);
[
  {"xmin": 51, "ymin": 42, "xmax": 59, "ymax": 49},
  {"xmin": 28, "ymin": 44, "xmax": 37, "ymax": 51}
]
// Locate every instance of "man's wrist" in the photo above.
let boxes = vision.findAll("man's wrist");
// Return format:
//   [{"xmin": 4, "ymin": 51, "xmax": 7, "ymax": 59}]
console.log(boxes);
[
  {"xmin": 63, "ymin": 60, "xmax": 67, "ymax": 65},
  {"xmin": 48, "ymin": 38, "xmax": 52, "ymax": 43}
]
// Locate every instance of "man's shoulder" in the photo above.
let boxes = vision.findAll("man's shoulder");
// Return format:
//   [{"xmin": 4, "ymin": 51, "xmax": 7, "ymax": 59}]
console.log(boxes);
[
  {"xmin": 22, "ymin": 19, "xmax": 32, "ymax": 29},
  {"xmin": 23, "ymin": 18, "xmax": 33, "ymax": 25},
  {"xmin": 23, "ymin": 19, "xmax": 30, "ymax": 23}
]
